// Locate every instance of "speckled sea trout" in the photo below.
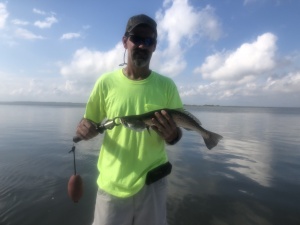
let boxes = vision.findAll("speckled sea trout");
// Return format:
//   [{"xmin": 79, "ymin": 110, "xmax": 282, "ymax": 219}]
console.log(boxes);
[{"xmin": 118, "ymin": 108, "xmax": 223, "ymax": 150}]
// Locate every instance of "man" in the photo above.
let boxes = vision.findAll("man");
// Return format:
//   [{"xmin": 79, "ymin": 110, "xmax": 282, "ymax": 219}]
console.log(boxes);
[{"xmin": 76, "ymin": 14, "xmax": 183, "ymax": 225}]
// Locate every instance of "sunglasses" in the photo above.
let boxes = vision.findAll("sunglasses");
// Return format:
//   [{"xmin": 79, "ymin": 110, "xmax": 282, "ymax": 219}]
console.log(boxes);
[{"xmin": 127, "ymin": 34, "xmax": 156, "ymax": 47}]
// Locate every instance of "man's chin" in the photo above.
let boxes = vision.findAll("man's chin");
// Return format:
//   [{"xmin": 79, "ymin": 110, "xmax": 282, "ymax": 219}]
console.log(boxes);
[{"xmin": 133, "ymin": 59, "xmax": 149, "ymax": 68}]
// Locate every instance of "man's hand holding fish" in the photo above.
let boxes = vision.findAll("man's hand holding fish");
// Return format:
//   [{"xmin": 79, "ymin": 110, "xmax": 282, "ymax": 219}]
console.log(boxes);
[{"xmin": 151, "ymin": 110, "xmax": 182, "ymax": 145}]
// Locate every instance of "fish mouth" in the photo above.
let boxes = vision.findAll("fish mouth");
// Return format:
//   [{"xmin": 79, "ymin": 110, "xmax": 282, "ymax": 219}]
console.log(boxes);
[{"xmin": 119, "ymin": 118, "xmax": 127, "ymax": 126}]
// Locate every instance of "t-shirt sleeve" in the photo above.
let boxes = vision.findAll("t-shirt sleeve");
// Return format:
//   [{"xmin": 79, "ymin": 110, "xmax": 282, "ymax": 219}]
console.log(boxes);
[
  {"xmin": 84, "ymin": 78, "xmax": 106, "ymax": 123},
  {"xmin": 167, "ymin": 79, "xmax": 183, "ymax": 109}
]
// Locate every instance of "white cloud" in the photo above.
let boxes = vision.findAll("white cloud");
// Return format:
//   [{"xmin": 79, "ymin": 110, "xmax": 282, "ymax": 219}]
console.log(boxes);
[
  {"xmin": 195, "ymin": 33, "xmax": 277, "ymax": 81},
  {"xmin": 151, "ymin": 47, "xmax": 187, "ymax": 77},
  {"xmin": 60, "ymin": 43, "xmax": 124, "ymax": 81},
  {"xmin": 56, "ymin": 0, "xmax": 223, "ymax": 82},
  {"xmin": 179, "ymin": 73, "xmax": 300, "ymax": 108},
  {"xmin": 179, "ymin": 67, "xmax": 300, "ymax": 106},
  {"xmin": 178, "ymin": 33, "xmax": 300, "ymax": 107},
  {"xmin": 152, "ymin": 0, "xmax": 222, "ymax": 77},
  {"xmin": 0, "ymin": 71, "xmax": 92, "ymax": 102},
  {"xmin": 15, "ymin": 28, "xmax": 44, "ymax": 40},
  {"xmin": 34, "ymin": 16, "xmax": 58, "ymax": 28},
  {"xmin": 2, "ymin": 0, "xmax": 296, "ymax": 107},
  {"xmin": 0, "ymin": 2, "xmax": 9, "ymax": 29},
  {"xmin": 58, "ymin": 0, "xmax": 223, "ymax": 83},
  {"xmin": 60, "ymin": 32, "xmax": 81, "ymax": 40},
  {"xmin": 264, "ymin": 72, "xmax": 300, "ymax": 93},
  {"xmin": 33, "ymin": 8, "xmax": 46, "ymax": 15},
  {"xmin": 157, "ymin": 0, "xmax": 222, "ymax": 47},
  {"xmin": 11, "ymin": 19, "xmax": 29, "ymax": 26}
]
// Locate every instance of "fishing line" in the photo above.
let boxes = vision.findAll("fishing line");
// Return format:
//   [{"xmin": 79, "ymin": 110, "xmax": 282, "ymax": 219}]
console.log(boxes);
[
  {"xmin": 69, "ymin": 145, "xmax": 77, "ymax": 175},
  {"xmin": 119, "ymin": 49, "xmax": 127, "ymax": 66},
  {"xmin": 67, "ymin": 144, "xmax": 83, "ymax": 203}
]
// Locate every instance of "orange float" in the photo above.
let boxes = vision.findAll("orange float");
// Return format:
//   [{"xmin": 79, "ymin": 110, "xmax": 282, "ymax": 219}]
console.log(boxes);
[
  {"xmin": 68, "ymin": 174, "xmax": 83, "ymax": 203},
  {"xmin": 68, "ymin": 145, "xmax": 83, "ymax": 203}
]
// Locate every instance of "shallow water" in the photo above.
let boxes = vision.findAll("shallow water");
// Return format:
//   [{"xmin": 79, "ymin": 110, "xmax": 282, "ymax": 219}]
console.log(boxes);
[{"xmin": 0, "ymin": 104, "xmax": 299, "ymax": 225}]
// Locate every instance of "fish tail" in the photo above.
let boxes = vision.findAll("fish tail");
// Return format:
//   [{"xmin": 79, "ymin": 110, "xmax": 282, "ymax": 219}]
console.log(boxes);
[{"xmin": 203, "ymin": 130, "xmax": 223, "ymax": 150}]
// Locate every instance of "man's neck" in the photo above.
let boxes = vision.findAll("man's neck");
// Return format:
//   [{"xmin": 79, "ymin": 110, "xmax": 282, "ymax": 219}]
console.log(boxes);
[{"xmin": 122, "ymin": 66, "xmax": 151, "ymax": 80}]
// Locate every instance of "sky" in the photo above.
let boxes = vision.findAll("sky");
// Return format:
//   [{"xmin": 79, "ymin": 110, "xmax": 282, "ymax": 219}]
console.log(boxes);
[{"xmin": 0, "ymin": 0, "xmax": 300, "ymax": 107}]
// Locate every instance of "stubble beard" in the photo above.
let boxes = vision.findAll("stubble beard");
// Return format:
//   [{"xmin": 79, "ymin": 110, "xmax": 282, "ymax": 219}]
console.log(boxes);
[
  {"xmin": 131, "ymin": 50, "xmax": 152, "ymax": 68},
  {"xmin": 133, "ymin": 58, "xmax": 150, "ymax": 67}
]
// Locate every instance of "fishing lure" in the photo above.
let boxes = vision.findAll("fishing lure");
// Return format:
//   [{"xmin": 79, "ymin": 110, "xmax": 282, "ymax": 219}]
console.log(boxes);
[{"xmin": 68, "ymin": 145, "xmax": 83, "ymax": 203}]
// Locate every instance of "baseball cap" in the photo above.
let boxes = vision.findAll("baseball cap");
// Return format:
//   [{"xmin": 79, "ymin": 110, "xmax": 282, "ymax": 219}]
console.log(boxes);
[{"xmin": 125, "ymin": 14, "xmax": 157, "ymax": 36}]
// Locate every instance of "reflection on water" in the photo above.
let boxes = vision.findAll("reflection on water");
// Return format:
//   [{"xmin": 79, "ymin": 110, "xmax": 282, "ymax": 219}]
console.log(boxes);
[
  {"xmin": 0, "ymin": 104, "xmax": 300, "ymax": 225},
  {"xmin": 166, "ymin": 106, "xmax": 300, "ymax": 225},
  {"xmin": 220, "ymin": 138, "xmax": 273, "ymax": 188}
]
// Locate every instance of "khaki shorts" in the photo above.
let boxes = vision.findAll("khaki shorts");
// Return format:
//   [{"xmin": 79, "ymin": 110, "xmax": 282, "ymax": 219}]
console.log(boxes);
[{"xmin": 92, "ymin": 178, "xmax": 168, "ymax": 225}]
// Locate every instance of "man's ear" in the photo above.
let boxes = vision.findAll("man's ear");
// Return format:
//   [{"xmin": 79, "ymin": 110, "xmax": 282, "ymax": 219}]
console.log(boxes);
[{"xmin": 122, "ymin": 36, "xmax": 128, "ymax": 49}]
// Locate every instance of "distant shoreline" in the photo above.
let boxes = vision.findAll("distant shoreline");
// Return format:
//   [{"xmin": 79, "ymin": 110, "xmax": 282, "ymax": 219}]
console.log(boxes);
[
  {"xmin": 0, "ymin": 101, "xmax": 220, "ymax": 108},
  {"xmin": 0, "ymin": 101, "xmax": 299, "ymax": 109},
  {"xmin": 186, "ymin": 104, "xmax": 220, "ymax": 107}
]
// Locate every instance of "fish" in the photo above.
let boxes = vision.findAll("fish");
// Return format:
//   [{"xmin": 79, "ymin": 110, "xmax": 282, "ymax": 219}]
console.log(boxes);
[{"xmin": 119, "ymin": 108, "xmax": 223, "ymax": 150}]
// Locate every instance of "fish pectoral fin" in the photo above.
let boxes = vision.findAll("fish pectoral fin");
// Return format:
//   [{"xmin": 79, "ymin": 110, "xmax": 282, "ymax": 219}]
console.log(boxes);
[{"xmin": 146, "ymin": 126, "xmax": 151, "ymax": 135}]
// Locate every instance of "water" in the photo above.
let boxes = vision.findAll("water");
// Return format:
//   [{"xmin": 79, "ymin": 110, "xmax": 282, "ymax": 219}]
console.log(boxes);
[{"xmin": 0, "ymin": 103, "xmax": 299, "ymax": 225}]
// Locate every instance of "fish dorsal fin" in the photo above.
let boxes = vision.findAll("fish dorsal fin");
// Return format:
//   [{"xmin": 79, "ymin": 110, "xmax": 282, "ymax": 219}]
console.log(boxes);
[{"xmin": 175, "ymin": 108, "xmax": 202, "ymax": 126}]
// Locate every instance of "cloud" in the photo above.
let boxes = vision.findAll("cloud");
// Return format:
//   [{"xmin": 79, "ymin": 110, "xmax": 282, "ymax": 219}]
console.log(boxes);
[
  {"xmin": 151, "ymin": 0, "xmax": 222, "ymax": 77},
  {"xmin": 60, "ymin": 43, "xmax": 124, "ymax": 81},
  {"xmin": 0, "ymin": 2, "xmax": 9, "ymax": 29},
  {"xmin": 0, "ymin": 69, "xmax": 94, "ymax": 102},
  {"xmin": 178, "ymin": 32, "xmax": 300, "ymax": 106},
  {"xmin": 58, "ymin": 0, "xmax": 223, "ymax": 82},
  {"xmin": 58, "ymin": 0, "xmax": 222, "ymax": 80},
  {"xmin": 179, "ymin": 67, "xmax": 300, "ymax": 106},
  {"xmin": 151, "ymin": 47, "xmax": 187, "ymax": 77},
  {"xmin": 157, "ymin": 0, "xmax": 222, "ymax": 47},
  {"xmin": 11, "ymin": 19, "xmax": 29, "ymax": 26},
  {"xmin": 1, "ymin": 0, "xmax": 299, "ymax": 107},
  {"xmin": 195, "ymin": 33, "xmax": 277, "ymax": 81},
  {"xmin": 60, "ymin": 32, "xmax": 81, "ymax": 40},
  {"xmin": 264, "ymin": 72, "xmax": 300, "ymax": 93},
  {"xmin": 34, "ymin": 15, "xmax": 58, "ymax": 28},
  {"xmin": 0, "ymin": 77, "xmax": 90, "ymax": 102},
  {"xmin": 33, "ymin": 8, "xmax": 46, "ymax": 15},
  {"xmin": 15, "ymin": 28, "xmax": 44, "ymax": 40},
  {"xmin": 179, "ymin": 49, "xmax": 300, "ymax": 107}
]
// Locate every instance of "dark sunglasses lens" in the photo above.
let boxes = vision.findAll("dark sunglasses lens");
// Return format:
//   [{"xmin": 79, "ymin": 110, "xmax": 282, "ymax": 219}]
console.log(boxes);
[
  {"xmin": 129, "ymin": 36, "xmax": 140, "ymax": 45},
  {"xmin": 129, "ymin": 35, "xmax": 155, "ymax": 47},
  {"xmin": 144, "ymin": 38, "xmax": 154, "ymax": 46}
]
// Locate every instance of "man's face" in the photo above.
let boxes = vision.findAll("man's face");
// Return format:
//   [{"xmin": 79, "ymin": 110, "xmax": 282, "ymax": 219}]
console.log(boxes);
[{"xmin": 125, "ymin": 25, "xmax": 157, "ymax": 68}]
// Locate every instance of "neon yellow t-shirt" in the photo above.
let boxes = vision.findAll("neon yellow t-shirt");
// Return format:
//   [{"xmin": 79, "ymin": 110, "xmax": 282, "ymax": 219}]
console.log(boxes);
[{"xmin": 84, "ymin": 69, "xmax": 183, "ymax": 197}]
